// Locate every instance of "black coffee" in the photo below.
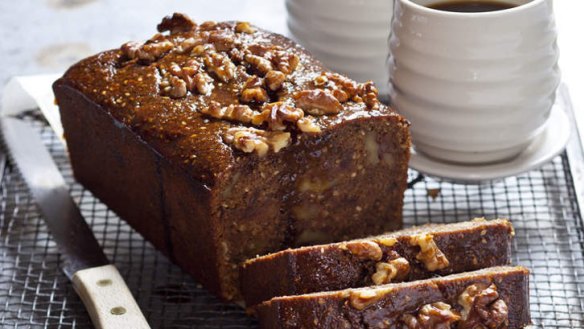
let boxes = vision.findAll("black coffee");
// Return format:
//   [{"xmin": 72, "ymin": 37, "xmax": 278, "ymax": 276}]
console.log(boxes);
[{"xmin": 428, "ymin": 0, "xmax": 517, "ymax": 12}]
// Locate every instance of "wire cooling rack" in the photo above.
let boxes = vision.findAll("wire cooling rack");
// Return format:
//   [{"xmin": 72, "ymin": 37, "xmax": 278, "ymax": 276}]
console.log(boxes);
[{"xmin": 1, "ymin": 106, "xmax": 584, "ymax": 328}]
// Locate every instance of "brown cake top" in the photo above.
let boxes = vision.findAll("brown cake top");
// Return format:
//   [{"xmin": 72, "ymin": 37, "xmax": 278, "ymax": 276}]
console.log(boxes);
[{"xmin": 59, "ymin": 13, "xmax": 401, "ymax": 187}]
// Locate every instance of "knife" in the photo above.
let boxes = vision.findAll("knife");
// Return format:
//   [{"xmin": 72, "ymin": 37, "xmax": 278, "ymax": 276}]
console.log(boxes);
[{"xmin": 0, "ymin": 117, "xmax": 150, "ymax": 329}]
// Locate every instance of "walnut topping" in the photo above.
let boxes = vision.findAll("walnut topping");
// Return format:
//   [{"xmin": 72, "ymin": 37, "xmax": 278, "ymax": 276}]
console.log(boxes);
[
  {"xmin": 161, "ymin": 75, "xmax": 187, "ymax": 98},
  {"xmin": 199, "ymin": 20, "xmax": 217, "ymax": 31},
  {"xmin": 192, "ymin": 44, "xmax": 215, "ymax": 57},
  {"xmin": 294, "ymin": 89, "xmax": 343, "ymax": 115},
  {"xmin": 410, "ymin": 234, "xmax": 449, "ymax": 271},
  {"xmin": 376, "ymin": 237, "xmax": 398, "ymax": 247},
  {"xmin": 223, "ymin": 127, "xmax": 290, "ymax": 156},
  {"xmin": 245, "ymin": 54, "xmax": 273, "ymax": 76},
  {"xmin": 241, "ymin": 87, "xmax": 268, "ymax": 103},
  {"xmin": 253, "ymin": 102, "xmax": 304, "ymax": 131},
  {"xmin": 176, "ymin": 37, "xmax": 200, "ymax": 54},
  {"xmin": 314, "ymin": 75, "xmax": 328, "ymax": 87},
  {"xmin": 157, "ymin": 13, "xmax": 197, "ymax": 34},
  {"xmin": 331, "ymin": 89, "xmax": 349, "ymax": 103},
  {"xmin": 193, "ymin": 72, "xmax": 214, "ymax": 95},
  {"xmin": 327, "ymin": 73, "xmax": 358, "ymax": 97},
  {"xmin": 201, "ymin": 102, "xmax": 254, "ymax": 123},
  {"xmin": 348, "ymin": 288, "xmax": 386, "ymax": 310},
  {"xmin": 357, "ymin": 81, "xmax": 380, "ymax": 110},
  {"xmin": 297, "ymin": 117, "xmax": 321, "ymax": 134},
  {"xmin": 402, "ymin": 302, "xmax": 461, "ymax": 329},
  {"xmin": 272, "ymin": 51, "xmax": 300, "ymax": 74},
  {"xmin": 240, "ymin": 76, "xmax": 268, "ymax": 103},
  {"xmin": 371, "ymin": 257, "xmax": 410, "ymax": 285},
  {"xmin": 208, "ymin": 30, "xmax": 236, "ymax": 52},
  {"xmin": 458, "ymin": 284, "xmax": 509, "ymax": 329},
  {"xmin": 345, "ymin": 241, "xmax": 383, "ymax": 261},
  {"xmin": 235, "ymin": 22, "xmax": 256, "ymax": 34},
  {"xmin": 204, "ymin": 52, "xmax": 236, "ymax": 82},
  {"xmin": 265, "ymin": 70, "xmax": 286, "ymax": 91},
  {"xmin": 121, "ymin": 38, "xmax": 174, "ymax": 64}
]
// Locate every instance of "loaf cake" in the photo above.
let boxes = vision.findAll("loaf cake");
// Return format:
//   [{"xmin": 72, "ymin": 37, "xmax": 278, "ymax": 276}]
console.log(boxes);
[
  {"xmin": 52, "ymin": 13, "xmax": 411, "ymax": 301},
  {"xmin": 257, "ymin": 266, "xmax": 531, "ymax": 328},
  {"xmin": 241, "ymin": 218, "xmax": 514, "ymax": 307}
]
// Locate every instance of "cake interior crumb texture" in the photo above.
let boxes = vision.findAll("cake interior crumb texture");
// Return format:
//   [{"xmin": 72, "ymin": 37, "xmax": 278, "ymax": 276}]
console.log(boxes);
[
  {"xmin": 53, "ymin": 13, "xmax": 411, "ymax": 301},
  {"xmin": 257, "ymin": 266, "xmax": 531, "ymax": 329},
  {"xmin": 240, "ymin": 218, "xmax": 515, "ymax": 306}
]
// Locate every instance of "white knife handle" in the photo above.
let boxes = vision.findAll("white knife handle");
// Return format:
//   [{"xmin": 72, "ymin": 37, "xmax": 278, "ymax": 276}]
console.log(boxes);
[{"xmin": 72, "ymin": 264, "xmax": 150, "ymax": 329}]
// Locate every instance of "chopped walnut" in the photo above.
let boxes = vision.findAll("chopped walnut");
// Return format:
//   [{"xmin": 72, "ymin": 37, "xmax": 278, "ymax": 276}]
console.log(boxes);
[
  {"xmin": 409, "ymin": 234, "xmax": 449, "ymax": 271},
  {"xmin": 376, "ymin": 237, "xmax": 398, "ymax": 247},
  {"xmin": 371, "ymin": 257, "xmax": 410, "ymax": 285},
  {"xmin": 193, "ymin": 72, "xmax": 214, "ymax": 95},
  {"xmin": 402, "ymin": 302, "xmax": 461, "ymax": 329},
  {"xmin": 121, "ymin": 38, "xmax": 174, "ymax": 64},
  {"xmin": 208, "ymin": 30, "xmax": 236, "ymax": 52},
  {"xmin": 204, "ymin": 52, "xmax": 235, "ymax": 82},
  {"xmin": 199, "ymin": 21, "xmax": 218, "ymax": 31},
  {"xmin": 458, "ymin": 284, "xmax": 509, "ymax": 329},
  {"xmin": 201, "ymin": 103, "xmax": 254, "ymax": 123},
  {"xmin": 296, "ymin": 117, "xmax": 321, "ymax": 134},
  {"xmin": 252, "ymin": 102, "xmax": 304, "ymax": 131},
  {"xmin": 331, "ymin": 89, "xmax": 349, "ymax": 103},
  {"xmin": 357, "ymin": 81, "xmax": 380, "ymax": 110},
  {"xmin": 223, "ymin": 127, "xmax": 290, "ymax": 156},
  {"xmin": 235, "ymin": 22, "xmax": 256, "ymax": 34},
  {"xmin": 121, "ymin": 41, "xmax": 141, "ymax": 60},
  {"xmin": 228, "ymin": 47, "xmax": 247, "ymax": 63},
  {"xmin": 192, "ymin": 44, "xmax": 215, "ymax": 57},
  {"xmin": 294, "ymin": 89, "xmax": 343, "ymax": 115},
  {"xmin": 265, "ymin": 70, "xmax": 286, "ymax": 91},
  {"xmin": 176, "ymin": 37, "xmax": 201, "ymax": 54},
  {"xmin": 245, "ymin": 54, "xmax": 273, "ymax": 76},
  {"xmin": 157, "ymin": 13, "xmax": 197, "ymax": 34},
  {"xmin": 161, "ymin": 75, "xmax": 187, "ymax": 98},
  {"xmin": 348, "ymin": 288, "xmax": 386, "ymax": 310},
  {"xmin": 240, "ymin": 76, "xmax": 268, "ymax": 103},
  {"xmin": 345, "ymin": 241, "xmax": 383, "ymax": 261},
  {"xmin": 314, "ymin": 75, "xmax": 328, "ymax": 87},
  {"xmin": 241, "ymin": 87, "xmax": 268, "ymax": 103},
  {"xmin": 272, "ymin": 51, "xmax": 300, "ymax": 74},
  {"xmin": 327, "ymin": 73, "xmax": 358, "ymax": 97},
  {"xmin": 166, "ymin": 60, "xmax": 200, "ymax": 91}
]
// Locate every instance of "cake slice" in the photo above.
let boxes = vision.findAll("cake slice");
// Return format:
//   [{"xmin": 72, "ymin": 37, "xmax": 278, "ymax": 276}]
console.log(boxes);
[
  {"xmin": 241, "ymin": 218, "xmax": 514, "ymax": 306},
  {"xmin": 257, "ymin": 266, "xmax": 530, "ymax": 329},
  {"xmin": 53, "ymin": 13, "xmax": 410, "ymax": 301}
]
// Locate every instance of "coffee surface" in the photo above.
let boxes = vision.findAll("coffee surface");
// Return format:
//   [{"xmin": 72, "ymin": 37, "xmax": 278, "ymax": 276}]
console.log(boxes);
[{"xmin": 428, "ymin": 0, "xmax": 516, "ymax": 12}]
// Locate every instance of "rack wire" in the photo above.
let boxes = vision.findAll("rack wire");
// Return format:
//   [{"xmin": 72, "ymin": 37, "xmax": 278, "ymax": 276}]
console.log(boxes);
[{"xmin": 0, "ymin": 112, "xmax": 583, "ymax": 328}]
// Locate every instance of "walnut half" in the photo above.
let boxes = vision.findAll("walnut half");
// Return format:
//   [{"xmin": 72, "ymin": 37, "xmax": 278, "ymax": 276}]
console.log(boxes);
[
  {"xmin": 409, "ymin": 234, "xmax": 449, "ymax": 271},
  {"xmin": 371, "ymin": 257, "xmax": 410, "ymax": 285},
  {"xmin": 458, "ymin": 284, "xmax": 509, "ymax": 329},
  {"xmin": 401, "ymin": 302, "xmax": 461, "ymax": 329},
  {"xmin": 294, "ymin": 89, "xmax": 342, "ymax": 116},
  {"xmin": 348, "ymin": 288, "xmax": 388, "ymax": 310},
  {"xmin": 223, "ymin": 127, "xmax": 290, "ymax": 157},
  {"xmin": 344, "ymin": 241, "xmax": 383, "ymax": 261}
]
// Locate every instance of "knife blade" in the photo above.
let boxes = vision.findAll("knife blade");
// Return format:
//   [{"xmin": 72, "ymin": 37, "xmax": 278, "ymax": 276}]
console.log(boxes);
[{"xmin": 1, "ymin": 117, "xmax": 150, "ymax": 329}]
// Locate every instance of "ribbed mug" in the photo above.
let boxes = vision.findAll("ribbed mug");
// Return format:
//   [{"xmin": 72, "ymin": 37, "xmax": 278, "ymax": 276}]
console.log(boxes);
[
  {"xmin": 286, "ymin": 0, "xmax": 393, "ymax": 96},
  {"xmin": 389, "ymin": 0, "xmax": 560, "ymax": 164}
]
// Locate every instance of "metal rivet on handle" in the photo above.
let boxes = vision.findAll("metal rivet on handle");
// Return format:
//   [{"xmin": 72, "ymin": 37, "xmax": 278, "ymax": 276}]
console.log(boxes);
[
  {"xmin": 110, "ymin": 306, "xmax": 127, "ymax": 315},
  {"xmin": 97, "ymin": 279, "xmax": 112, "ymax": 287}
]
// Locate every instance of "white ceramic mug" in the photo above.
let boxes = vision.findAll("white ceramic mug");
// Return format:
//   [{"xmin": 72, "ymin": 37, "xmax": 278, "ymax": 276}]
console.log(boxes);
[
  {"xmin": 389, "ymin": 0, "xmax": 560, "ymax": 164},
  {"xmin": 286, "ymin": 0, "xmax": 393, "ymax": 96}
]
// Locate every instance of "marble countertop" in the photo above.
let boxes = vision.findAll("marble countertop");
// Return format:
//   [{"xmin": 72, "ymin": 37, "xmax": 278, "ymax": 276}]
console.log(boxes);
[{"xmin": 0, "ymin": 0, "xmax": 581, "ymax": 135}]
